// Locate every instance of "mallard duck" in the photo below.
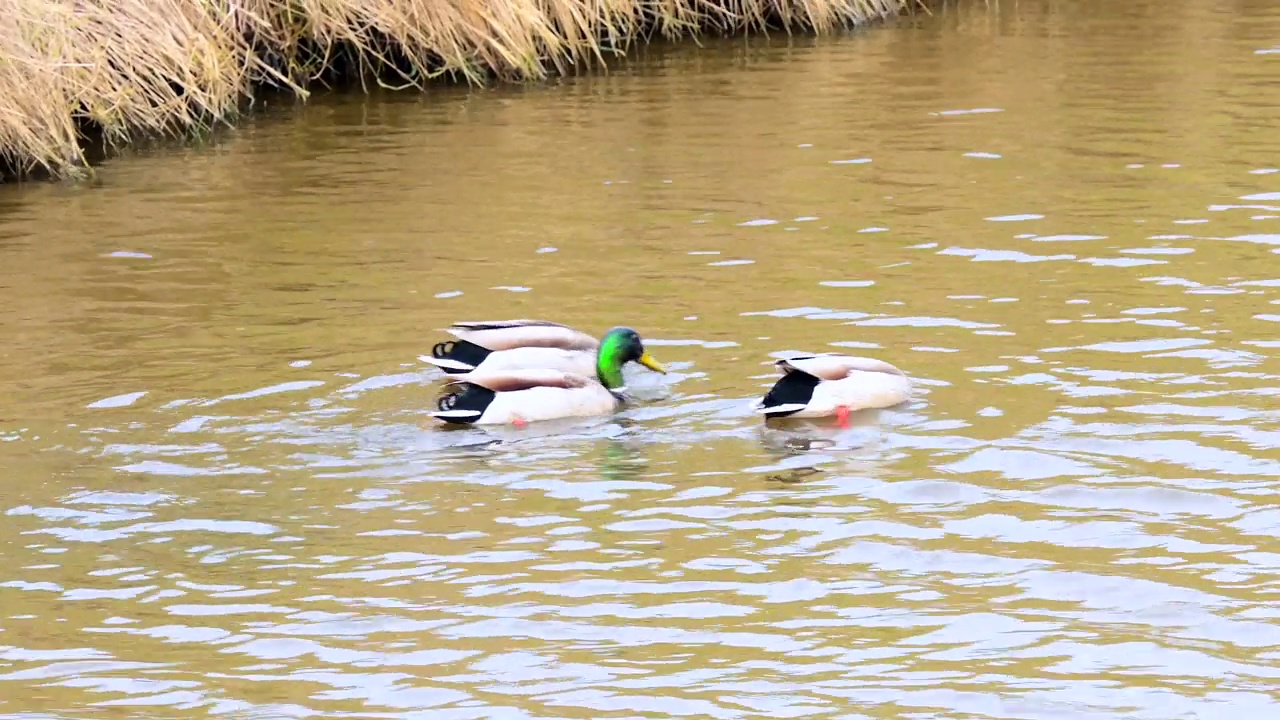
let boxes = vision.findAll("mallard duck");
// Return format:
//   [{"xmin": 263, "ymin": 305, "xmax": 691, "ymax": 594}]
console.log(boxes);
[
  {"xmin": 429, "ymin": 326, "xmax": 667, "ymax": 426},
  {"xmin": 753, "ymin": 353, "xmax": 912, "ymax": 426},
  {"xmin": 419, "ymin": 319, "xmax": 608, "ymax": 376}
]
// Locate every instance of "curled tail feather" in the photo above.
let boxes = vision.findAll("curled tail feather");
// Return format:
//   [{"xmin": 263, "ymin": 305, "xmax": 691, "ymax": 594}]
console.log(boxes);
[
  {"xmin": 437, "ymin": 391, "xmax": 462, "ymax": 412},
  {"xmin": 429, "ymin": 383, "xmax": 495, "ymax": 424},
  {"xmin": 421, "ymin": 339, "xmax": 492, "ymax": 374}
]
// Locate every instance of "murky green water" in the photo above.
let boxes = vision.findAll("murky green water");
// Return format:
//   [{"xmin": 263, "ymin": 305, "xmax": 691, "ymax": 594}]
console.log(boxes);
[{"xmin": 3, "ymin": 0, "xmax": 1280, "ymax": 716}]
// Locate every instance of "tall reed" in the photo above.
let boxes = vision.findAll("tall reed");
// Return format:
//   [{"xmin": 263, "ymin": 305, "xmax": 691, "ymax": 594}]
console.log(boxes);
[{"xmin": 0, "ymin": 0, "xmax": 920, "ymax": 180}]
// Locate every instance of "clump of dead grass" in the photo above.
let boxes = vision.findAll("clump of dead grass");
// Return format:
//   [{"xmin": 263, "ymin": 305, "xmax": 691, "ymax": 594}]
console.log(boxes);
[{"xmin": 0, "ymin": 0, "xmax": 920, "ymax": 180}]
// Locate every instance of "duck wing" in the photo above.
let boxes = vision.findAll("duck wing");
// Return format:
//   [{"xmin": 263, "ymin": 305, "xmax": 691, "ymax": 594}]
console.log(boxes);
[
  {"xmin": 445, "ymin": 319, "xmax": 599, "ymax": 351},
  {"xmin": 776, "ymin": 354, "xmax": 906, "ymax": 380},
  {"xmin": 449, "ymin": 369, "xmax": 596, "ymax": 393}
]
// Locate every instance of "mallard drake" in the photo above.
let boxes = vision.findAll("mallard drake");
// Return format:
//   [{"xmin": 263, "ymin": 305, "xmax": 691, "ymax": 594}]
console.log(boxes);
[
  {"xmin": 753, "ymin": 354, "xmax": 911, "ymax": 426},
  {"xmin": 429, "ymin": 326, "xmax": 667, "ymax": 426},
  {"xmin": 420, "ymin": 319, "xmax": 609, "ymax": 376}
]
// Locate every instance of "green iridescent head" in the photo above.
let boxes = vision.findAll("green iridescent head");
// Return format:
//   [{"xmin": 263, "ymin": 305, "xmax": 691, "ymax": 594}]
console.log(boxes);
[{"xmin": 595, "ymin": 326, "xmax": 667, "ymax": 389}]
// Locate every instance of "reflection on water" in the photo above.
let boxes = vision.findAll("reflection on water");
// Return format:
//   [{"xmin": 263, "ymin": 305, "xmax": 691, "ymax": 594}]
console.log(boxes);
[{"xmin": 4, "ymin": 0, "xmax": 1280, "ymax": 716}]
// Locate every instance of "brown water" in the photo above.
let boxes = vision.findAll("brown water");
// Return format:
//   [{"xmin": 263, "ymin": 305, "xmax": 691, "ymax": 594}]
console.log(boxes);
[{"xmin": 3, "ymin": 0, "xmax": 1280, "ymax": 716}]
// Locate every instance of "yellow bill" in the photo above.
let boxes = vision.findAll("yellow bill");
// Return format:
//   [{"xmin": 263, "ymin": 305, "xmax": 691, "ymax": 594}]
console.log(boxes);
[{"xmin": 638, "ymin": 351, "xmax": 667, "ymax": 374}]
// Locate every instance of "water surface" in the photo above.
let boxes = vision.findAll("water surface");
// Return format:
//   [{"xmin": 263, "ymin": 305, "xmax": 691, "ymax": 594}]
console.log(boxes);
[{"xmin": 3, "ymin": 0, "xmax": 1280, "ymax": 717}]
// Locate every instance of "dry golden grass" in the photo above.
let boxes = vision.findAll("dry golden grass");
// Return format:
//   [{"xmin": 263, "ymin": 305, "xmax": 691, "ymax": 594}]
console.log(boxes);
[{"xmin": 0, "ymin": 0, "xmax": 920, "ymax": 180}]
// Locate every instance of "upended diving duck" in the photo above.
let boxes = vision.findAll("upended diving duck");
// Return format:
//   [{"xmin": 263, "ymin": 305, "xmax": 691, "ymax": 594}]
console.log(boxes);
[
  {"xmin": 753, "ymin": 353, "xmax": 912, "ymax": 426},
  {"xmin": 428, "ymin": 325, "xmax": 667, "ymax": 426},
  {"xmin": 420, "ymin": 319, "xmax": 606, "ymax": 376}
]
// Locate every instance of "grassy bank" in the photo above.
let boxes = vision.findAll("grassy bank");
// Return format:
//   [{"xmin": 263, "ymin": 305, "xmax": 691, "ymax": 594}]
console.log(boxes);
[{"xmin": 0, "ymin": 0, "xmax": 922, "ymax": 181}]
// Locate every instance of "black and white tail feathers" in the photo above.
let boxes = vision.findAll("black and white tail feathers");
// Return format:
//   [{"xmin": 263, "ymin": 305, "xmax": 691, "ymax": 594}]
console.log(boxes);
[
  {"xmin": 430, "ymin": 383, "xmax": 496, "ymax": 424},
  {"xmin": 420, "ymin": 339, "xmax": 492, "ymax": 374},
  {"xmin": 755, "ymin": 367, "xmax": 821, "ymax": 417}
]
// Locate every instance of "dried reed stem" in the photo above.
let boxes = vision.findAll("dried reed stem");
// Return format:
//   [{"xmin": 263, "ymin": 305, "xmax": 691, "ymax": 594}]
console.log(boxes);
[{"xmin": 0, "ymin": 0, "xmax": 920, "ymax": 180}]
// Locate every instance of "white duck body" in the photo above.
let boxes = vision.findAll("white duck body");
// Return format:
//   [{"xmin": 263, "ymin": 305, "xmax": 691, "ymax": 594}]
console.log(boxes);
[
  {"xmin": 430, "ymin": 369, "xmax": 625, "ymax": 426},
  {"xmin": 421, "ymin": 319, "xmax": 600, "ymax": 374},
  {"xmin": 754, "ymin": 354, "xmax": 912, "ymax": 419},
  {"xmin": 443, "ymin": 319, "xmax": 599, "ymax": 351},
  {"xmin": 422, "ymin": 346, "xmax": 597, "ymax": 376}
]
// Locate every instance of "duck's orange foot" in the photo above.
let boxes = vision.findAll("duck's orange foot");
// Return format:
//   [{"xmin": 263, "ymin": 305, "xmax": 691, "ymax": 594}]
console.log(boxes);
[
  {"xmin": 835, "ymin": 405, "xmax": 851, "ymax": 429},
  {"xmin": 512, "ymin": 415, "xmax": 527, "ymax": 428}
]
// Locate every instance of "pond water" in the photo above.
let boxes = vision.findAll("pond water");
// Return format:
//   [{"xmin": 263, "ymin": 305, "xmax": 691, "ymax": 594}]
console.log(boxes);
[{"xmin": 3, "ymin": 0, "xmax": 1280, "ymax": 717}]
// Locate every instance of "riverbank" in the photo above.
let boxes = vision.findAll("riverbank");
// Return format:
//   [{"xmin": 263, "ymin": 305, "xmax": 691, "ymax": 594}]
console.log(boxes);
[{"xmin": 0, "ymin": 0, "xmax": 923, "ymax": 182}]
